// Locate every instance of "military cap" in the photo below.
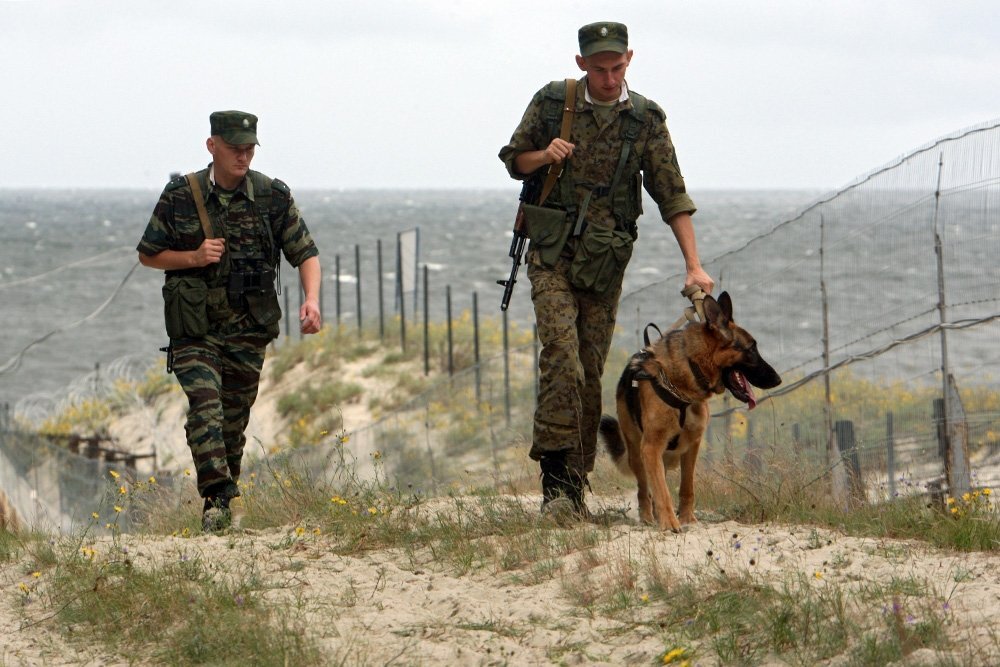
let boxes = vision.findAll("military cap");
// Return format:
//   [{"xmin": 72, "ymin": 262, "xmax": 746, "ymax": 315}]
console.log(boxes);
[
  {"xmin": 209, "ymin": 110, "xmax": 260, "ymax": 146},
  {"xmin": 578, "ymin": 21, "xmax": 628, "ymax": 57}
]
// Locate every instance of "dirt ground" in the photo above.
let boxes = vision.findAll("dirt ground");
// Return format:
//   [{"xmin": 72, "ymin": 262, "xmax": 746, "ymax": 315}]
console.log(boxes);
[{"xmin": 3, "ymin": 495, "xmax": 1000, "ymax": 666}]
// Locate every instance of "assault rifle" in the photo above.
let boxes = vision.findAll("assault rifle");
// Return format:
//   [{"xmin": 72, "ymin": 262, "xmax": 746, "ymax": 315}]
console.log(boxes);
[{"xmin": 497, "ymin": 177, "xmax": 540, "ymax": 311}]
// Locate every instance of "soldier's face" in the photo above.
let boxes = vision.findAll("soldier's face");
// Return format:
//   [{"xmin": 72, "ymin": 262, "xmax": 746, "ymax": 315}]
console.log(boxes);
[
  {"xmin": 576, "ymin": 50, "xmax": 633, "ymax": 102},
  {"xmin": 207, "ymin": 137, "xmax": 255, "ymax": 188}
]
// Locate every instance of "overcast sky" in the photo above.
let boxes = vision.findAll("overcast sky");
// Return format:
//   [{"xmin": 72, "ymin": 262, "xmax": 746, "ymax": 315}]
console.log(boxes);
[{"xmin": 1, "ymin": 0, "xmax": 997, "ymax": 191}]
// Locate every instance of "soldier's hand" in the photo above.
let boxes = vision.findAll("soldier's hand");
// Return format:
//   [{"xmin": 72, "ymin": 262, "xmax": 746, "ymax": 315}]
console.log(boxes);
[
  {"xmin": 299, "ymin": 299, "xmax": 322, "ymax": 335},
  {"xmin": 544, "ymin": 138, "xmax": 575, "ymax": 165},
  {"xmin": 194, "ymin": 238, "xmax": 226, "ymax": 267}
]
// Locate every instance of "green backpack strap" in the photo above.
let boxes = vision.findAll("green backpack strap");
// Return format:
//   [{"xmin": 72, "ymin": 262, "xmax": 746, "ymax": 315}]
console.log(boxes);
[{"xmin": 607, "ymin": 91, "xmax": 649, "ymax": 217}]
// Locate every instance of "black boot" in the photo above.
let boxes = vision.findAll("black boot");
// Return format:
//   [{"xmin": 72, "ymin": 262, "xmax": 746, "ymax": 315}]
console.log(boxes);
[{"xmin": 539, "ymin": 453, "xmax": 589, "ymax": 521}]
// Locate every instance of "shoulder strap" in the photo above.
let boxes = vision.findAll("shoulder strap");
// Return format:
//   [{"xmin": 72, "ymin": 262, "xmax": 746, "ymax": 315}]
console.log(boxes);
[
  {"xmin": 185, "ymin": 173, "xmax": 214, "ymax": 239},
  {"xmin": 537, "ymin": 78, "xmax": 576, "ymax": 206},
  {"xmin": 249, "ymin": 171, "xmax": 280, "ymax": 266}
]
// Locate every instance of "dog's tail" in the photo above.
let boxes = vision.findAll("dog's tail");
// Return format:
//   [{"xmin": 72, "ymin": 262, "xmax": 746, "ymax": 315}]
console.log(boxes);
[{"xmin": 599, "ymin": 415, "xmax": 632, "ymax": 476}]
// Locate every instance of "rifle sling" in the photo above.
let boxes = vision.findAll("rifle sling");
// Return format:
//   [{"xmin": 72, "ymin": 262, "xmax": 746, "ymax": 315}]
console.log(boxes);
[
  {"xmin": 537, "ymin": 78, "xmax": 576, "ymax": 206},
  {"xmin": 185, "ymin": 173, "xmax": 215, "ymax": 240}
]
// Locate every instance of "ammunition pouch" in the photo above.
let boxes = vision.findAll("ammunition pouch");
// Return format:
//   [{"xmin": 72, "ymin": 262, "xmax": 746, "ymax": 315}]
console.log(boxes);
[
  {"xmin": 569, "ymin": 222, "xmax": 635, "ymax": 294},
  {"xmin": 522, "ymin": 204, "xmax": 571, "ymax": 268},
  {"xmin": 162, "ymin": 276, "xmax": 209, "ymax": 339},
  {"xmin": 228, "ymin": 268, "xmax": 280, "ymax": 337}
]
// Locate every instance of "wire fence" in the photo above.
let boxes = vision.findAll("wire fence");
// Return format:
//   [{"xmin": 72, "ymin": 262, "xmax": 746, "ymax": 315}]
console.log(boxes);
[
  {"xmin": 614, "ymin": 119, "xmax": 1000, "ymax": 502},
  {"xmin": 3, "ymin": 119, "xmax": 1000, "ymax": 531}
]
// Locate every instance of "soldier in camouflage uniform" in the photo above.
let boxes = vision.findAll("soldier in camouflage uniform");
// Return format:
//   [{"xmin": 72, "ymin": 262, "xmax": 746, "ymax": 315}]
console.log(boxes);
[
  {"xmin": 499, "ymin": 22, "xmax": 714, "ymax": 519},
  {"xmin": 137, "ymin": 110, "xmax": 321, "ymax": 532}
]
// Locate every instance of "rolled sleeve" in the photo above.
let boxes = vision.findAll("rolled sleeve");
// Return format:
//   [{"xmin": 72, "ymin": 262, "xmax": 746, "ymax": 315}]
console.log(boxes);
[
  {"xmin": 641, "ymin": 108, "xmax": 696, "ymax": 223},
  {"xmin": 276, "ymin": 196, "xmax": 319, "ymax": 268},
  {"xmin": 498, "ymin": 89, "xmax": 550, "ymax": 181}
]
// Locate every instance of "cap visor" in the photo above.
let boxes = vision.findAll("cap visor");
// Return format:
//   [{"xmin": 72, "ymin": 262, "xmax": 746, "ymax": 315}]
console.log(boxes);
[
  {"xmin": 223, "ymin": 131, "xmax": 260, "ymax": 146},
  {"xmin": 581, "ymin": 40, "xmax": 627, "ymax": 57}
]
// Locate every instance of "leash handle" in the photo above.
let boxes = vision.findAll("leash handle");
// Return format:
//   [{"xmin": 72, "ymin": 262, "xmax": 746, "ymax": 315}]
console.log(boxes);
[{"xmin": 681, "ymin": 284, "xmax": 708, "ymax": 322}]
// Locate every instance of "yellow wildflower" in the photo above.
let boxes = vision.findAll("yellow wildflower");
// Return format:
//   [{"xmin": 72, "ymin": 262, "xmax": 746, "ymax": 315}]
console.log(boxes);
[
  {"xmin": 368, "ymin": 507, "xmax": 378, "ymax": 515},
  {"xmin": 91, "ymin": 512, "xmax": 99, "ymax": 520},
  {"xmin": 662, "ymin": 648, "xmax": 688, "ymax": 664},
  {"xmin": 109, "ymin": 470, "xmax": 120, "ymax": 479},
  {"xmin": 148, "ymin": 476, "xmax": 156, "ymax": 484},
  {"xmin": 312, "ymin": 528, "xmax": 321, "ymax": 536},
  {"xmin": 31, "ymin": 571, "xmax": 41, "ymax": 578},
  {"xmin": 640, "ymin": 594, "xmax": 650, "ymax": 603},
  {"xmin": 946, "ymin": 497, "xmax": 956, "ymax": 505},
  {"xmin": 814, "ymin": 571, "xmax": 823, "ymax": 580},
  {"xmin": 984, "ymin": 488, "xmax": 993, "ymax": 496},
  {"xmin": 950, "ymin": 507, "xmax": 959, "ymax": 514},
  {"xmin": 18, "ymin": 583, "xmax": 29, "ymax": 594},
  {"xmin": 114, "ymin": 505, "xmax": 123, "ymax": 513},
  {"xmin": 962, "ymin": 492, "xmax": 971, "ymax": 502},
  {"xmin": 181, "ymin": 527, "xmax": 190, "ymax": 537},
  {"xmin": 119, "ymin": 485, "xmax": 127, "ymax": 495},
  {"xmin": 184, "ymin": 468, "xmax": 192, "ymax": 476},
  {"xmin": 295, "ymin": 526, "xmax": 305, "ymax": 536}
]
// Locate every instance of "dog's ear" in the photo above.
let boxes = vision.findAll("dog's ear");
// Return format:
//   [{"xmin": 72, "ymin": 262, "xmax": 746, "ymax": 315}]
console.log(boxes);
[
  {"xmin": 702, "ymin": 294, "xmax": 730, "ymax": 330},
  {"xmin": 717, "ymin": 291, "xmax": 733, "ymax": 320}
]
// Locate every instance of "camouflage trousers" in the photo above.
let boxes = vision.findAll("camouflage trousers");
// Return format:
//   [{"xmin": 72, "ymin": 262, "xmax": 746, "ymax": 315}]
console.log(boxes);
[
  {"xmin": 171, "ymin": 322, "xmax": 271, "ymax": 499},
  {"xmin": 527, "ymin": 255, "xmax": 622, "ymax": 474}
]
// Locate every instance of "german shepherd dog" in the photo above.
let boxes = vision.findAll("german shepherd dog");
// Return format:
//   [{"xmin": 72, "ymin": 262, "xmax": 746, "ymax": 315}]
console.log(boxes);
[{"xmin": 599, "ymin": 292, "xmax": 781, "ymax": 531}]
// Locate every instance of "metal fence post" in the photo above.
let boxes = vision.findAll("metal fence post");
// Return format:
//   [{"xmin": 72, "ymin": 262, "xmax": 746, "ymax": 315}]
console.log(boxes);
[
  {"xmin": 503, "ymin": 309, "xmax": 511, "ymax": 426},
  {"xmin": 377, "ymin": 239, "xmax": 385, "ymax": 341},
  {"xmin": 886, "ymin": 411, "xmax": 896, "ymax": 498},
  {"xmin": 446, "ymin": 285, "xmax": 454, "ymax": 377},
  {"xmin": 423, "ymin": 264, "xmax": 430, "ymax": 376},
  {"xmin": 473, "ymin": 291, "xmax": 481, "ymax": 404},
  {"xmin": 335, "ymin": 253, "xmax": 341, "ymax": 329},
  {"xmin": 835, "ymin": 419, "xmax": 865, "ymax": 503},
  {"xmin": 355, "ymin": 244, "xmax": 362, "ymax": 338}
]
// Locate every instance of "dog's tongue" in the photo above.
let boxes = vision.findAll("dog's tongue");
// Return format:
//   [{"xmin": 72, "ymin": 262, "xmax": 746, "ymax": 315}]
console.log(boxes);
[{"xmin": 734, "ymin": 371, "xmax": 757, "ymax": 409}]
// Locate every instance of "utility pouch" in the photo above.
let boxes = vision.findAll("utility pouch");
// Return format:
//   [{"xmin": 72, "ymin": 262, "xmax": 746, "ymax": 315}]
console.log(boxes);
[
  {"xmin": 245, "ymin": 288, "xmax": 282, "ymax": 337},
  {"xmin": 206, "ymin": 286, "xmax": 231, "ymax": 323},
  {"xmin": 162, "ymin": 276, "xmax": 209, "ymax": 339},
  {"xmin": 523, "ymin": 204, "xmax": 571, "ymax": 267},
  {"xmin": 569, "ymin": 223, "xmax": 635, "ymax": 294}
]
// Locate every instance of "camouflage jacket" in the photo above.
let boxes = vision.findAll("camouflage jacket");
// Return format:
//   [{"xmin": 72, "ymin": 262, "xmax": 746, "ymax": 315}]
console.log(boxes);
[
  {"xmin": 136, "ymin": 166, "xmax": 319, "ymax": 283},
  {"xmin": 498, "ymin": 77, "xmax": 696, "ymax": 230}
]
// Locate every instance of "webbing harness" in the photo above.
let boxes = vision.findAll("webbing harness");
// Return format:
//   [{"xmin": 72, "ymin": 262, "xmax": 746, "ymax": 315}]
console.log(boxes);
[{"xmin": 623, "ymin": 286, "xmax": 712, "ymax": 431}]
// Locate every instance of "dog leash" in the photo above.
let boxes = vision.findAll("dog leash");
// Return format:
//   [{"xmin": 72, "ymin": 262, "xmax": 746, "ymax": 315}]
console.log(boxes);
[{"xmin": 668, "ymin": 284, "xmax": 708, "ymax": 331}]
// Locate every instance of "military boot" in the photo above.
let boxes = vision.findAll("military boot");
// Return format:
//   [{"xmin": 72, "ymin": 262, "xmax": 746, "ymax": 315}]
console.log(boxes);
[
  {"xmin": 201, "ymin": 480, "xmax": 240, "ymax": 533},
  {"xmin": 539, "ymin": 453, "xmax": 590, "ymax": 522},
  {"xmin": 201, "ymin": 490, "xmax": 234, "ymax": 534}
]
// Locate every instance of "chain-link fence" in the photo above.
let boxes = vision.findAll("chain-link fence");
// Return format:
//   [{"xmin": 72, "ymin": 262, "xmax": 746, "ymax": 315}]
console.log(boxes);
[
  {"xmin": 4, "ymin": 120, "xmax": 1000, "ymax": 531},
  {"xmin": 614, "ymin": 119, "xmax": 1000, "ymax": 502}
]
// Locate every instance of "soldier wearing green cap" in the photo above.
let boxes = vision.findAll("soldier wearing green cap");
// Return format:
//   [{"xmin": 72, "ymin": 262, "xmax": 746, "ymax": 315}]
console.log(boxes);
[
  {"xmin": 136, "ymin": 110, "xmax": 322, "ymax": 532},
  {"xmin": 499, "ymin": 22, "xmax": 714, "ymax": 520}
]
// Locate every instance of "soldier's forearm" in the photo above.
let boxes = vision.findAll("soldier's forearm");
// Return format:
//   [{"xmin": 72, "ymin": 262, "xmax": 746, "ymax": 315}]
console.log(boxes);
[
  {"xmin": 666, "ymin": 212, "xmax": 703, "ymax": 272},
  {"xmin": 297, "ymin": 256, "xmax": 321, "ymax": 303},
  {"xmin": 138, "ymin": 249, "xmax": 199, "ymax": 271}
]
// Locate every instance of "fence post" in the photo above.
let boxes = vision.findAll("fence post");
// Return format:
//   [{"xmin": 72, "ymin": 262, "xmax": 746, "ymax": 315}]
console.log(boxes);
[
  {"xmin": 397, "ymin": 235, "xmax": 406, "ymax": 352},
  {"xmin": 473, "ymin": 291, "xmax": 481, "ymax": 404},
  {"xmin": 355, "ymin": 244, "xmax": 362, "ymax": 338},
  {"xmin": 298, "ymin": 284, "xmax": 304, "ymax": 340},
  {"xmin": 377, "ymin": 239, "xmax": 385, "ymax": 341},
  {"xmin": 284, "ymin": 290, "xmax": 291, "ymax": 341},
  {"xmin": 886, "ymin": 411, "xmax": 896, "ymax": 499},
  {"xmin": 835, "ymin": 419, "xmax": 865, "ymax": 503},
  {"xmin": 446, "ymin": 284, "xmax": 454, "ymax": 377},
  {"xmin": 335, "ymin": 254, "xmax": 341, "ymax": 330},
  {"xmin": 423, "ymin": 264, "xmax": 430, "ymax": 376},
  {"xmin": 503, "ymin": 309, "xmax": 511, "ymax": 426}
]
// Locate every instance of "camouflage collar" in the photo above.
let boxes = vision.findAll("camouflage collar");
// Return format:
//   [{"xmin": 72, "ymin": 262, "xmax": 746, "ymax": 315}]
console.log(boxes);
[{"xmin": 205, "ymin": 164, "xmax": 255, "ymax": 202}]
